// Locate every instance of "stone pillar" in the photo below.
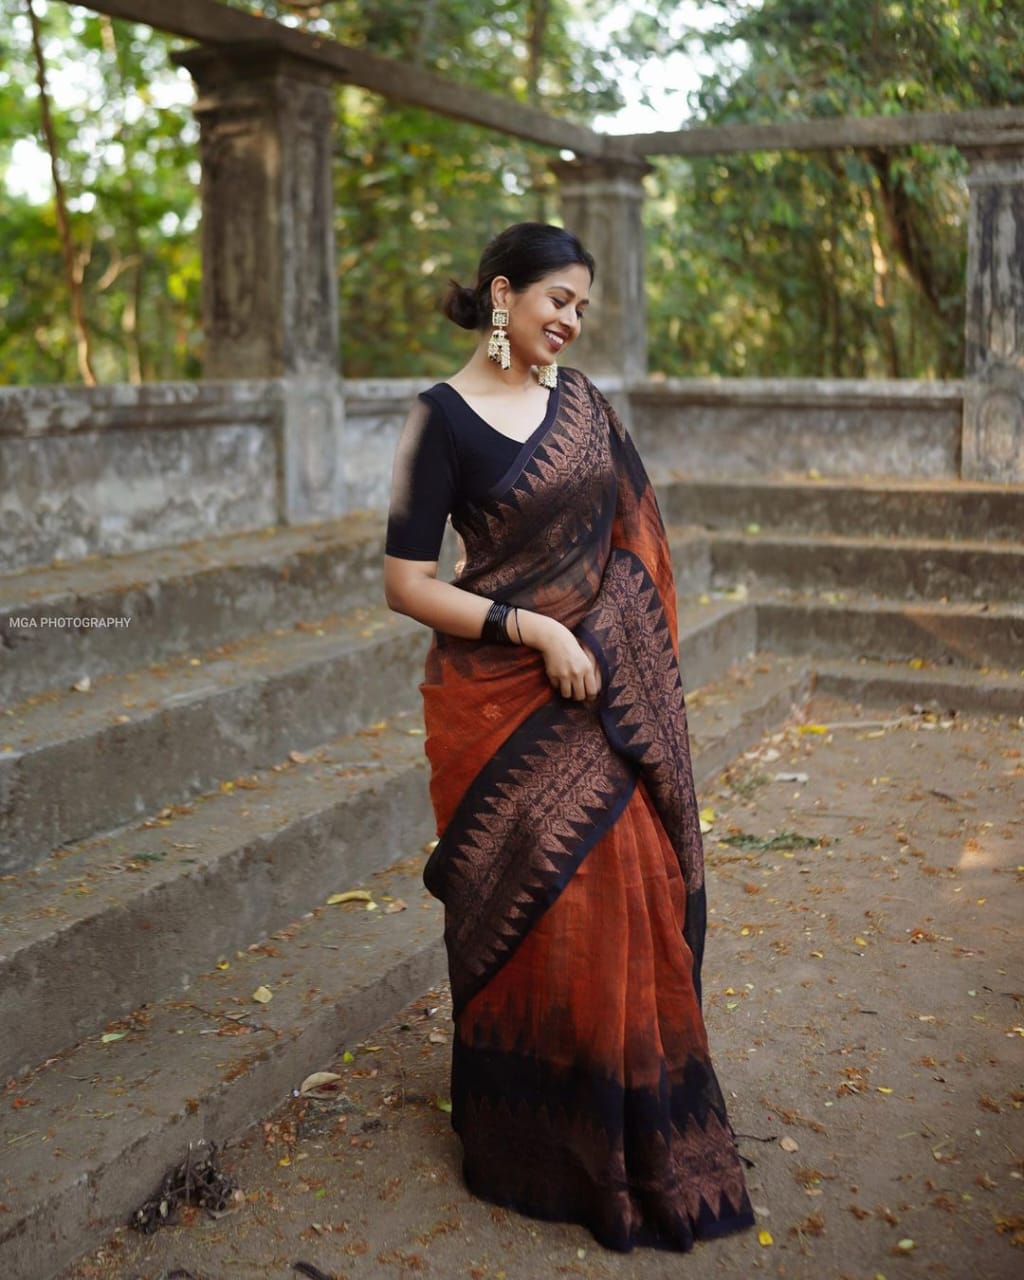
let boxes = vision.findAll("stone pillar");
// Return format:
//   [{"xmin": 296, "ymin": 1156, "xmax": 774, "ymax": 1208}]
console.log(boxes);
[
  {"xmin": 550, "ymin": 157, "xmax": 652, "ymax": 383},
  {"xmin": 174, "ymin": 42, "xmax": 346, "ymax": 522},
  {"xmin": 960, "ymin": 137, "xmax": 1024, "ymax": 482}
]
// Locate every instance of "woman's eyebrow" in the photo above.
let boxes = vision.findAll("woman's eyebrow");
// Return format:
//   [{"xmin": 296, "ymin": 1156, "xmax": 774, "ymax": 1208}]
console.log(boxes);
[{"xmin": 548, "ymin": 285, "xmax": 590, "ymax": 303}]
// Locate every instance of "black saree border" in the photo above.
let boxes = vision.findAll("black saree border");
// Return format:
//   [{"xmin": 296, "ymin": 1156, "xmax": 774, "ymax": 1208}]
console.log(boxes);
[{"xmin": 423, "ymin": 694, "xmax": 638, "ymax": 1017}]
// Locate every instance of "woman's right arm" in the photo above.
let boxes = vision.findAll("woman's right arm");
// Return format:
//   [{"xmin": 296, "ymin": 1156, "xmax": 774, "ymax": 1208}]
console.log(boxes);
[
  {"xmin": 384, "ymin": 557, "xmax": 600, "ymax": 702},
  {"xmin": 384, "ymin": 401, "xmax": 599, "ymax": 701}
]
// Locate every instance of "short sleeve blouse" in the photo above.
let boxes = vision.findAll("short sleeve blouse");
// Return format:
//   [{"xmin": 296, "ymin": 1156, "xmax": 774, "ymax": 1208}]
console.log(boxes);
[{"xmin": 385, "ymin": 382, "xmax": 558, "ymax": 560}]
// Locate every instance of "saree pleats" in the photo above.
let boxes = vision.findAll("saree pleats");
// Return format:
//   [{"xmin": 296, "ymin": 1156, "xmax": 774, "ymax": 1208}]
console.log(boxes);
[
  {"xmin": 452, "ymin": 783, "xmax": 750, "ymax": 1251},
  {"xmin": 419, "ymin": 370, "xmax": 753, "ymax": 1251}
]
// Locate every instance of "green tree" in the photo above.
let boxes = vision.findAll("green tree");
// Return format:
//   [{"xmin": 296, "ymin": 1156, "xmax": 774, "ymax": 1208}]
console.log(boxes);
[{"xmin": 642, "ymin": 0, "xmax": 1024, "ymax": 378}]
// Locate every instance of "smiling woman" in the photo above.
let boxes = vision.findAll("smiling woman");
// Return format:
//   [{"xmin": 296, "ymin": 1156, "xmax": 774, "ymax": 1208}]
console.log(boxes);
[{"xmin": 383, "ymin": 222, "xmax": 754, "ymax": 1253}]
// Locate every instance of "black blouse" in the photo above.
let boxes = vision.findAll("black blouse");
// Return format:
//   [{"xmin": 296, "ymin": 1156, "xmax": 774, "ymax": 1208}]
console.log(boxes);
[{"xmin": 385, "ymin": 381, "xmax": 559, "ymax": 561}]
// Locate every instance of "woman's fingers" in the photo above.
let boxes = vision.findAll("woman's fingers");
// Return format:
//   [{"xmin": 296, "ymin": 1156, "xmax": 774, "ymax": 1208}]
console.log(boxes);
[{"xmin": 543, "ymin": 637, "xmax": 602, "ymax": 702}]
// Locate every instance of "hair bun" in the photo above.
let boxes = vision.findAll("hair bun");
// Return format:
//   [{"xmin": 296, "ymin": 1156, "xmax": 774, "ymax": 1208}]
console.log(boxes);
[{"xmin": 442, "ymin": 280, "xmax": 482, "ymax": 330}]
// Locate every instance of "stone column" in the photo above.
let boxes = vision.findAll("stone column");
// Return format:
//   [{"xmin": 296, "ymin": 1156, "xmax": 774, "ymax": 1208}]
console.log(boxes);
[
  {"xmin": 174, "ymin": 42, "xmax": 346, "ymax": 521},
  {"xmin": 549, "ymin": 157, "xmax": 652, "ymax": 383},
  {"xmin": 960, "ymin": 135, "xmax": 1024, "ymax": 483}
]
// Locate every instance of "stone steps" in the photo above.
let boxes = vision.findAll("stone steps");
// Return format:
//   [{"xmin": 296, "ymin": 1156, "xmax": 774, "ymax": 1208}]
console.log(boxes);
[
  {"xmin": 810, "ymin": 657, "xmax": 1023, "ymax": 716},
  {"xmin": 655, "ymin": 475, "xmax": 1024, "ymax": 542},
  {"xmin": 0, "ymin": 652, "xmax": 811, "ymax": 1280},
  {"xmin": 0, "ymin": 711, "xmax": 432, "ymax": 1083},
  {"xmin": 709, "ymin": 530, "xmax": 1021, "ymax": 603},
  {"xmin": 0, "ymin": 512, "xmax": 388, "ymax": 707},
  {"xmin": 0, "ymin": 855, "xmax": 448, "ymax": 1280},
  {"xmin": 754, "ymin": 594, "xmax": 1023, "ymax": 672},
  {"xmin": 0, "ymin": 607, "xmax": 428, "ymax": 873}
]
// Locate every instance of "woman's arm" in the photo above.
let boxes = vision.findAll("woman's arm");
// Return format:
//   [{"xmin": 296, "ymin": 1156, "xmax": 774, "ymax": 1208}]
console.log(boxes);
[{"xmin": 384, "ymin": 555, "xmax": 601, "ymax": 702}]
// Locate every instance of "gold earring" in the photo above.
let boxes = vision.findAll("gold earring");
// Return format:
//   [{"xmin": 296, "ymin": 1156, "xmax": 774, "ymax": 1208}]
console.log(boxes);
[
  {"xmin": 537, "ymin": 363, "xmax": 558, "ymax": 389},
  {"xmin": 487, "ymin": 308, "xmax": 511, "ymax": 370}
]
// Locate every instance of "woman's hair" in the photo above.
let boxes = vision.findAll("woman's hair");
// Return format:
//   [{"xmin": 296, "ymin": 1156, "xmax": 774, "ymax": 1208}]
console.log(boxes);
[{"xmin": 443, "ymin": 222, "xmax": 596, "ymax": 330}]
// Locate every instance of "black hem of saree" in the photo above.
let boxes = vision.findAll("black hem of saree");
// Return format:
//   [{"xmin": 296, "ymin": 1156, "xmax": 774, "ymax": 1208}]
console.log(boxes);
[
  {"xmin": 450, "ymin": 1038, "xmax": 755, "ymax": 1254},
  {"xmin": 459, "ymin": 1165, "xmax": 756, "ymax": 1254}
]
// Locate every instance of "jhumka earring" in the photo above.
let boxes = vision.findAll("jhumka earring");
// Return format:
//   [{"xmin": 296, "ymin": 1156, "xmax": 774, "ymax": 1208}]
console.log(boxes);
[
  {"xmin": 536, "ymin": 363, "xmax": 558, "ymax": 389},
  {"xmin": 487, "ymin": 308, "xmax": 511, "ymax": 370}
]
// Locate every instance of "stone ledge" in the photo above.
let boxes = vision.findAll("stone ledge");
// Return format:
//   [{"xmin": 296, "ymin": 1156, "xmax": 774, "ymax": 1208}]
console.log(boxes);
[
  {"xmin": 630, "ymin": 376, "xmax": 964, "ymax": 410},
  {"xmin": 0, "ymin": 379, "xmax": 283, "ymax": 438}
]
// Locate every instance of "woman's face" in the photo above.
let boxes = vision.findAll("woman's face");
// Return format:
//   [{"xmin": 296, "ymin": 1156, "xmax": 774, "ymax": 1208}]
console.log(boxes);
[{"xmin": 493, "ymin": 263, "xmax": 591, "ymax": 368}]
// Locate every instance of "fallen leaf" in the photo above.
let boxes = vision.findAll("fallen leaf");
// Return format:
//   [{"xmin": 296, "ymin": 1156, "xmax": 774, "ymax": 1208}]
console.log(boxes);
[
  {"xmin": 758, "ymin": 1229, "xmax": 774, "ymax": 1246},
  {"xmin": 435, "ymin": 1097, "xmax": 453, "ymax": 1114},
  {"xmin": 72, "ymin": 675, "xmax": 92, "ymax": 693},
  {"xmin": 383, "ymin": 899, "xmax": 408, "ymax": 914},
  {"xmin": 327, "ymin": 890, "xmax": 373, "ymax": 906},
  {"xmin": 252, "ymin": 985, "xmax": 273, "ymax": 1004},
  {"xmin": 780, "ymin": 1136, "xmax": 800, "ymax": 1153},
  {"xmin": 300, "ymin": 1072, "xmax": 343, "ymax": 1097},
  {"xmin": 289, "ymin": 751, "xmax": 310, "ymax": 764},
  {"xmin": 101, "ymin": 1032, "xmax": 126, "ymax": 1043},
  {"xmin": 798, "ymin": 724, "xmax": 828, "ymax": 735}
]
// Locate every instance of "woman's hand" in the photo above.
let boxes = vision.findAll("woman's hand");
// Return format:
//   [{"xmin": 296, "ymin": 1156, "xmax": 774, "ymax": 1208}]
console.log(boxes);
[{"xmin": 520, "ymin": 614, "xmax": 602, "ymax": 703}]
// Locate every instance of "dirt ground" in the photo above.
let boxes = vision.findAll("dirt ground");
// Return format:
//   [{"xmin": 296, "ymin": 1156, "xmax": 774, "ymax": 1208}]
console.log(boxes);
[{"xmin": 63, "ymin": 692, "xmax": 1024, "ymax": 1280}]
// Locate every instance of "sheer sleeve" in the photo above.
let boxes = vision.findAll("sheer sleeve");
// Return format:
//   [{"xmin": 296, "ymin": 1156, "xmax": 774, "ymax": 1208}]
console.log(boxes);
[{"xmin": 385, "ymin": 394, "xmax": 459, "ymax": 561}]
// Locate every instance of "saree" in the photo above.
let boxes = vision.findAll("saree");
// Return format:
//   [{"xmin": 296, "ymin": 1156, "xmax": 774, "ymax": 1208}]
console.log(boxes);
[{"xmin": 420, "ymin": 369, "xmax": 754, "ymax": 1252}]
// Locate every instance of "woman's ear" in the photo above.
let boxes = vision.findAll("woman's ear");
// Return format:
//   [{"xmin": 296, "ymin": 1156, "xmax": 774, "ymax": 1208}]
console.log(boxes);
[{"xmin": 491, "ymin": 275, "xmax": 512, "ymax": 311}]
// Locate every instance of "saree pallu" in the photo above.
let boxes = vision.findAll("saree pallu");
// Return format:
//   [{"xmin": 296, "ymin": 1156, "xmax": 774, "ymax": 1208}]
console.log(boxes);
[{"xmin": 421, "ymin": 370, "xmax": 754, "ymax": 1252}]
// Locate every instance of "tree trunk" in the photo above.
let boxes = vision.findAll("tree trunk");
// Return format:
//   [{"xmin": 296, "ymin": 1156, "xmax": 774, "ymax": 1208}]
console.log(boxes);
[{"xmin": 28, "ymin": 0, "xmax": 97, "ymax": 385}]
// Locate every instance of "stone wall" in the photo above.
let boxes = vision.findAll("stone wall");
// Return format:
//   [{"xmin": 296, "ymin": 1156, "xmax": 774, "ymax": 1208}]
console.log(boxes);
[
  {"xmin": 0, "ymin": 382, "xmax": 280, "ymax": 574},
  {"xmin": 631, "ymin": 378, "xmax": 965, "ymax": 479},
  {"xmin": 0, "ymin": 376, "xmax": 967, "ymax": 573}
]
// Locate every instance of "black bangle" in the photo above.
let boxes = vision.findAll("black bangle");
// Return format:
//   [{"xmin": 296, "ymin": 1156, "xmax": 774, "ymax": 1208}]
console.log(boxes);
[{"xmin": 481, "ymin": 600, "xmax": 513, "ymax": 645}]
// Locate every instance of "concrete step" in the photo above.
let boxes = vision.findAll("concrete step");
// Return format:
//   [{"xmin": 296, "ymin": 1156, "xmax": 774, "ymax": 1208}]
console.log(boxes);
[
  {"xmin": 655, "ymin": 475, "xmax": 1024, "ymax": 542},
  {"xmin": 688, "ymin": 656, "xmax": 814, "ymax": 787},
  {"xmin": 810, "ymin": 657, "xmax": 1024, "ymax": 717},
  {"xmin": 754, "ymin": 594, "xmax": 1024, "ymax": 672},
  {"xmin": 0, "ymin": 607, "xmax": 427, "ymax": 873},
  {"xmin": 709, "ymin": 531, "xmax": 1021, "ymax": 603},
  {"xmin": 0, "ymin": 712, "xmax": 433, "ymax": 1083},
  {"xmin": 0, "ymin": 654, "xmax": 813, "ymax": 1280},
  {"xmin": 0, "ymin": 512, "xmax": 388, "ymax": 707},
  {"xmin": 666, "ymin": 525, "xmax": 711, "ymax": 597},
  {"xmin": 0, "ymin": 600, "xmax": 757, "ymax": 1083},
  {"xmin": 0, "ymin": 856, "xmax": 448, "ymax": 1280}
]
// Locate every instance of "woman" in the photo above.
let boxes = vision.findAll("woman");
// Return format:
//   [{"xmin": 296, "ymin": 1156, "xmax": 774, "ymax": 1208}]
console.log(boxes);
[{"xmin": 384, "ymin": 222, "xmax": 753, "ymax": 1252}]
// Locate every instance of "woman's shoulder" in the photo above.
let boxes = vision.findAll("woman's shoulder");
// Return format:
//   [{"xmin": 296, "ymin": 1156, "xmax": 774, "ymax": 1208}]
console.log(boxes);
[{"xmin": 558, "ymin": 368, "xmax": 627, "ymax": 439}]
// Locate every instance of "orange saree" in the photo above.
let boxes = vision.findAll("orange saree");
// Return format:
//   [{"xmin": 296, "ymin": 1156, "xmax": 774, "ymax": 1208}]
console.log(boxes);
[{"xmin": 420, "ymin": 370, "xmax": 753, "ymax": 1251}]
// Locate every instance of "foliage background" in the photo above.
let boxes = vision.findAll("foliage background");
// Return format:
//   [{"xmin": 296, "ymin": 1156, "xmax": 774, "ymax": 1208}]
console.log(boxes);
[{"xmin": 1, "ymin": 0, "xmax": 1021, "ymax": 385}]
